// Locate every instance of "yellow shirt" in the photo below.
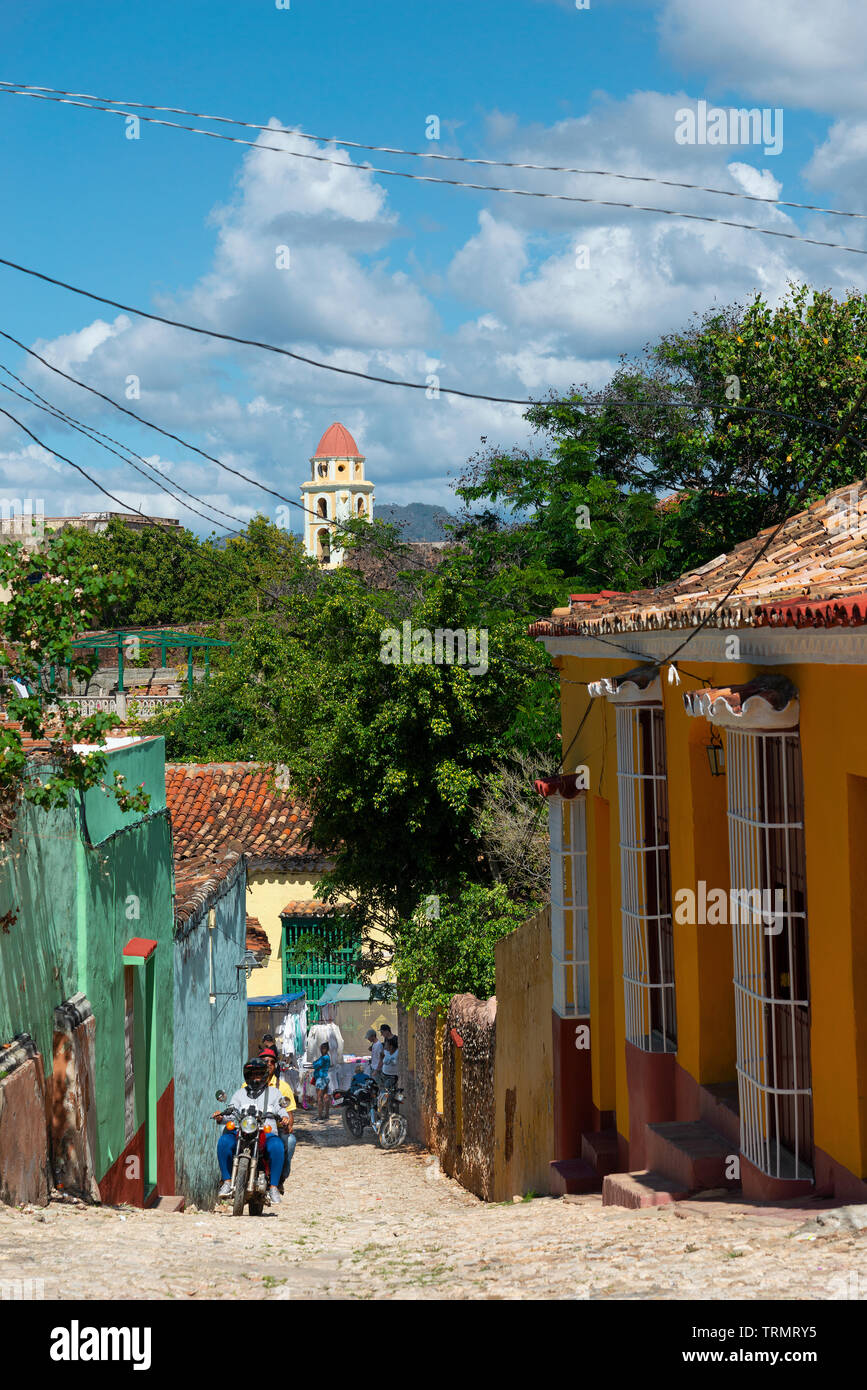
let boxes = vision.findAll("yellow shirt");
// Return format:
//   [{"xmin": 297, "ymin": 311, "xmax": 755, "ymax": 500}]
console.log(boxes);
[{"xmin": 272, "ymin": 1076, "xmax": 296, "ymax": 1111}]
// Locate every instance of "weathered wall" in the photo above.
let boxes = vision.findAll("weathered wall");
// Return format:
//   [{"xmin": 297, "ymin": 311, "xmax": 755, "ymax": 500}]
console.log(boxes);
[
  {"xmin": 492, "ymin": 906, "xmax": 555, "ymax": 1200},
  {"xmin": 0, "ymin": 1039, "xmax": 51, "ymax": 1206},
  {"xmin": 173, "ymin": 861, "xmax": 248, "ymax": 1209},
  {"xmin": 0, "ymin": 739, "xmax": 176, "ymax": 1205},
  {"xmin": 400, "ymin": 996, "xmax": 497, "ymax": 1201}
]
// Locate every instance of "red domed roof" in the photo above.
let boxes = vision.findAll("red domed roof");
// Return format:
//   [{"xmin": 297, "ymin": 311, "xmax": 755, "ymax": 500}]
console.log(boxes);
[{"xmin": 312, "ymin": 422, "xmax": 362, "ymax": 458}]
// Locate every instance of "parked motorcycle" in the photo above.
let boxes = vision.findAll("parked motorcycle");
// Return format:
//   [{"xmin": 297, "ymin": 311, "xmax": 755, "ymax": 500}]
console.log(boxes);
[
  {"xmin": 337, "ymin": 1078, "xmax": 408, "ymax": 1150},
  {"xmin": 214, "ymin": 1089, "xmax": 281, "ymax": 1216}
]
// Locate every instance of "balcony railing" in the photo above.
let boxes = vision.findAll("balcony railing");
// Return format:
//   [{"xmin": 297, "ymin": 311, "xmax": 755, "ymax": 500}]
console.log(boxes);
[{"xmin": 53, "ymin": 694, "xmax": 183, "ymax": 721}]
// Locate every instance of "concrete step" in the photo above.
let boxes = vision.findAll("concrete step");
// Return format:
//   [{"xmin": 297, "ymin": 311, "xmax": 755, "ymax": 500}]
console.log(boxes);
[
  {"xmin": 645, "ymin": 1120, "xmax": 739, "ymax": 1192},
  {"xmin": 581, "ymin": 1127, "xmax": 620, "ymax": 1177},
  {"xmin": 603, "ymin": 1170, "xmax": 689, "ymax": 1209},
  {"xmin": 550, "ymin": 1158, "xmax": 600, "ymax": 1195}
]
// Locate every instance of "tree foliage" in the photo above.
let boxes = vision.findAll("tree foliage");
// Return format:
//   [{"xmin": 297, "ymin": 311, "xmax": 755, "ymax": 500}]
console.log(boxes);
[{"xmin": 0, "ymin": 532, "xmax": 150, "ymax": 830}]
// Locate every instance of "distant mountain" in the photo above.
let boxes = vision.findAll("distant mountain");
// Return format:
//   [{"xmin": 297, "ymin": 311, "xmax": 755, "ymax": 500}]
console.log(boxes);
[{"xmin": 375, "ymin": 502, "xmax": 456, "ymax": 541}]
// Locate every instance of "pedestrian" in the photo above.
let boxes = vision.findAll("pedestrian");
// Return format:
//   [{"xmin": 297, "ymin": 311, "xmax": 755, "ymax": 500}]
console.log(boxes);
[
  {"xmin": 313, "ymin": 1043, "xmax": 332, "ymax": 1119},
  {"xmin": 381, "ymin": 1035, "xmax": 399, "ymax": 1092},
  {"xmin": 259, "ymin": 1047, "xmax": 296, "ymax": 1192},
  {"xmin": 366, "ymin": 1027, "xmax": 384, "ymax": 1078}
]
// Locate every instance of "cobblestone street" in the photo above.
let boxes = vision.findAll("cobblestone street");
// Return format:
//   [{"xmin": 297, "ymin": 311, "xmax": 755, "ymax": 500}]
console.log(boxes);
[{"xmin": 2, "ymin": 1112, "xmax": 866, "ymax": 1301}]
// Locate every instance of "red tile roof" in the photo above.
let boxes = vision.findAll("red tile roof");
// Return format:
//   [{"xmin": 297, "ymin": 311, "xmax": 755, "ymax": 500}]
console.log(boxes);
[
  {"xmin": 312, "ymin": 422, "xmax": 362, "ymax": 459},
  {"xmin": 173, "ymin": 851, "xmax": 243, "ymax": 929},
  {"xmin": 280, "ymin": 899, "xmax": 335, "ymax": 919},
  {"xmin": 165, "ymin": 763, "xmax": 329, "ymax": 871},
  {"xmin": 530, "ymin": 483, "xmax": 867, "ymax": 639},
  {"xmin": 246, "ymin": 915, "xmax": 271, "ymax": 955}
]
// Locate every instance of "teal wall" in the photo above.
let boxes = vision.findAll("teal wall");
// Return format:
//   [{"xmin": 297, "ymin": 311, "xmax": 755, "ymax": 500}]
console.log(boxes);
[
  {"xmin": 172, "ymin": 860, "xmax": 248, "ymax": 1208},
  {"xmin": 0, "ymin": 738, "xmax": 175, "ymax": 1191}
]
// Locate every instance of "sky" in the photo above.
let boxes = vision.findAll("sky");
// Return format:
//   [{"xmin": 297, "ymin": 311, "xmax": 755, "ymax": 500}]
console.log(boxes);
[{"xmin": 0, "ymin": 0, "xmax": 865, "ymax": 535}]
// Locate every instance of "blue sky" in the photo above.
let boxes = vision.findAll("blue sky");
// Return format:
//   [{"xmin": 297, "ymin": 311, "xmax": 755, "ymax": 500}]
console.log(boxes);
[{"xmin": 0, "ymin": 0, "xmax": 865, "ymax": 533}]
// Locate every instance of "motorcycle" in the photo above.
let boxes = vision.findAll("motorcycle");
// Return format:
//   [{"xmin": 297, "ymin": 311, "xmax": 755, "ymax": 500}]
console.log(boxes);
[
  {"xmin": 213, "ymin": 1089, "xmax": 282, "ymax": 1216},
  {"xmin": 337, "ymin": 1077, "xmax": 408, "ymax": 1150}
]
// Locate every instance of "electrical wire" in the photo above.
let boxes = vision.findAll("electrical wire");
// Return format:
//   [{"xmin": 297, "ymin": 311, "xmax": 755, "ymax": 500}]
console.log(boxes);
[
  {"xmin": 1, "ymin": 84, "xmax": 865, "ymax": 256},
  {"xmin": 4, "ymin": 81, "xmax": 864, "ymax": 222}
]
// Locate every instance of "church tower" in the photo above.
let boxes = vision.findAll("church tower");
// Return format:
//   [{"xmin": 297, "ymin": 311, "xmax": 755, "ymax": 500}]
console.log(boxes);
[{"xmin": 300, "ymin": 422, "xmax": 375, "ymax": 568}]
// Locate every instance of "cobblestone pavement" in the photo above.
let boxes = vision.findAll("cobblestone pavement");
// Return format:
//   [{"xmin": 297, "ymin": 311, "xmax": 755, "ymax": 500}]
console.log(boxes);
[{"xmin": 1, "ymin": 1111, "xmax": 865, "ymax": 1300}]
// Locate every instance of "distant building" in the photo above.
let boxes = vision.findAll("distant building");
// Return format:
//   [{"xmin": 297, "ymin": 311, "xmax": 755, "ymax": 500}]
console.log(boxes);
[{"xmin": 300, "ymin": 422, "xmax": 374, "ymax": 568}]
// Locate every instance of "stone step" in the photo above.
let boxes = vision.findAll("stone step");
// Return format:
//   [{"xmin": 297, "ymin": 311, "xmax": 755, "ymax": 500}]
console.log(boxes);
[
  {"xmin": 645, "ymin": 1120, "xmax": 739, "ymax": 1192},
  {"xmin": 603, "ymin": 1170, "xmax": 689, "ymax": 1209},
  {"xmin": 581, "ymin": 1127, "xmax": 620, "ymax": 1177},
  {"xmin": 550, "ymin": 1158, "xmax": 600, "ymax": 1195}
]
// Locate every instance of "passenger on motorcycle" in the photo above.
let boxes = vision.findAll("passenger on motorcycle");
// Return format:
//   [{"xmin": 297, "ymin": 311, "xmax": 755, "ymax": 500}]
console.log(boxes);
[
  {"xmin": 258, "ymin": 1047, "xmax": 296, "ymax": 1192},
  {"xmin": 214, "ymin": 1057, "xmax": 289, "ymax": 1205}
]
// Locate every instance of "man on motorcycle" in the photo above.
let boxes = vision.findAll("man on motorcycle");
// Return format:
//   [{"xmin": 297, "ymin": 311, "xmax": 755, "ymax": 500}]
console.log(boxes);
[{"xmin": 214, "ymin": 1057, "xmax": 288, "ymax": 1205}]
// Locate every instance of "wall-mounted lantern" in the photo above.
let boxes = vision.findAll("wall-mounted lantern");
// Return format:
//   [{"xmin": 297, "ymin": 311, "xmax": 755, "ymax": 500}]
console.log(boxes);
[{"xmin": 705, "ymin": 727, "xmax": 726, "ymax": 777}]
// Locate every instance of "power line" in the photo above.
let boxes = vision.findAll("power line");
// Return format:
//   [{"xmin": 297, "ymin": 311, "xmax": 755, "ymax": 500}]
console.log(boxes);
[
  {"xmin": 1, "ymin": 85, "xmax": 865, "ymax": 256},
  {"xmin": 5, "ymin": 315, "xmax": 867, "ymax": 660},
  {"xmin": 3, "ymin": 269, "xmax": 867, "ymax": 458},
  {"xmin": 0, "ymin": 362, "xmax": 248, "ymax": 534},
  {"xmin": 3, "ymin": 80, "xmax": 865, "ymax": 224}
]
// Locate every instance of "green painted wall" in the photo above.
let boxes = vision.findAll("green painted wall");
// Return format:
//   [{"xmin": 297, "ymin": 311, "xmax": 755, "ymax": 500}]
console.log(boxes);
[{"xmin": 0, "ymin": 738, "xmax": 174, "ymax": 1190}]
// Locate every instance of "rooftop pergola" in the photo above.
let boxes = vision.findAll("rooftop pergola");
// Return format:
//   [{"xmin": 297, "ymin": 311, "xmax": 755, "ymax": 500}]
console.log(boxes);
[{"xmin": 68, "ymin": 629, "xmax": 233, "ymax": 692}]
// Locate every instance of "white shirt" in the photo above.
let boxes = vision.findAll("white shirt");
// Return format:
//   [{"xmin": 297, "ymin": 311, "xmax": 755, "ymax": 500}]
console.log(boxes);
[
  {"xmin": 369, "ymin": 1039, "xmax": 384, "ymax": 1072},
  {"xmin": 382, "ymin": 1048, "xmax": 399, "ymax": 1077},
  {"xmin": 225, "ymin": 1084, "xmax": 287, "ymax": 1130}
]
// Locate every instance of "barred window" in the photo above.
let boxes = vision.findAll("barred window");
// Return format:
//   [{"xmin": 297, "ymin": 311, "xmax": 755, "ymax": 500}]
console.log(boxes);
[{"xmin": 616, "ymin": 704, "xmax": 677, "ymax": 1053}]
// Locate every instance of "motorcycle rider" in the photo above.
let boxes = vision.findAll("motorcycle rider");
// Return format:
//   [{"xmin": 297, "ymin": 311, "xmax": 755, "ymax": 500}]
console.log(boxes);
[{"xmin": 213, "ymin": 1057, "xmax": 288, "ymax": 1205}]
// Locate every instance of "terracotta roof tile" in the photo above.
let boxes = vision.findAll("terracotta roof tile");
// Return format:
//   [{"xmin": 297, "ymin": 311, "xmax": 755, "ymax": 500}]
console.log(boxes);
[
  {"xmin": 246, "ymin": 915, "xmax": 270, "ymax": 955},
  {"xmin": 280, "ymin": 899, "xmax": 335, "ymax": 919},
  {"xmin": 530, "ymin": 483, "xmax": 867, "ymax": 639},
  {"xmin": 165, "ymin": 762, "xmax": 329, "ymax": 871}
]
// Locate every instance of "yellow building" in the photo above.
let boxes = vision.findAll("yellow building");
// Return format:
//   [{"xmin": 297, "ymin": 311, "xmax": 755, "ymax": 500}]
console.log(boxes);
[
  {"xmin": 530, "ymin": 482, "xmax": 867, "ymax": 1206},
  {"xmin": 300, "ymin": 422, "xmax": 374, "ymax": 568},
  {"xmin": 165, "ymin": 762, "xmax": 391, "ymax": 1009}
]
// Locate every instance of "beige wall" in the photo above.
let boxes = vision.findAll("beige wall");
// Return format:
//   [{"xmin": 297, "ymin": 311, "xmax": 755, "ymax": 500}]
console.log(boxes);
[{"xmin": 492, "ymin": 906, "xmax": 555, "ymax": 1200}]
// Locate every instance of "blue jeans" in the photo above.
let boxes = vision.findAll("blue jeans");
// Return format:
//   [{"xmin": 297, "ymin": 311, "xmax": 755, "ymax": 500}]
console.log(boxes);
[
  {"xmin": 282, "ymin": 1131, "xmax": 297, "ymax": 1181},
  {"xmin": 217, "ymin": 1128, "xmax": 285, "ymax": 1185}
]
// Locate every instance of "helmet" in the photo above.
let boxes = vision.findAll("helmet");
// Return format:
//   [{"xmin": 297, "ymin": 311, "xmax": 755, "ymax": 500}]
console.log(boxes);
[{"xmin": 243, "ymin": 1057, "xmax": 269, "ymax": 1095}]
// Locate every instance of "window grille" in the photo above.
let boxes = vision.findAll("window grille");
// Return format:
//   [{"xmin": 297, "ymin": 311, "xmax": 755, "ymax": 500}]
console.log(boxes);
[
  {"xmin": 281, "ymin": 916, "xmax": 359, "ymax": 1020},
  {"xmin": 549, "ymin": 794, "xmax": 590, "ymax": 1017},
  {"xmin": 616, "ymin": 704, "xmax": 677, "ymax": 1052},
  {"xmin": 727, "ymin": 728, "xmax": 812, "ymax": 1180}
]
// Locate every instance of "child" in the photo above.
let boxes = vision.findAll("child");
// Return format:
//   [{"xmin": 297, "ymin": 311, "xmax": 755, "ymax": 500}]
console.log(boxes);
[
  {"xmin": 312, "ymin": 1042, "xmax": 332, "ymax": 1119},
  {"xmin": 349, "ymin": 1062, "xmax": 370, "ymax": 1095}
]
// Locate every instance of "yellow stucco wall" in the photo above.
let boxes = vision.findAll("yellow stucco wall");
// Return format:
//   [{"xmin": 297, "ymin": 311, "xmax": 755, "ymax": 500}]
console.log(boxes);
[
  {"xmin": 554, "ymin": 649, "xmax": 867, "ymax": 1180},
  {"xmin": 246, "ymin": 870, "xmax": 326, "ymax": 996},
  {"xmin": 492, "ymin": 906, "xmax": 556, "ymax": 1200},
  {"xmin": 246, "ymin": 869, "xmax": 393, "ymax": 997}
]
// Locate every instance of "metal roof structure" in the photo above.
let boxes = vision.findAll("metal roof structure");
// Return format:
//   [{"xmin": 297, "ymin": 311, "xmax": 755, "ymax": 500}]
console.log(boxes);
[{"xmin": 69, "ymin": 628, "xmax": 233, "ymax": 691}]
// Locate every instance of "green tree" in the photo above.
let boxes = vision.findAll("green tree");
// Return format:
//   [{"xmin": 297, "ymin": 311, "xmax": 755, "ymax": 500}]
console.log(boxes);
[
  {"xmin": 455, "ymin": 282, "xmax": 867, "ymax": 589},
  {"xmin": 393, "ymin": 881, "xmax": 539, "ymax": 1016},
  {"xmin": 0, "ymin": 532, "xmax": 150, "ymax": 829}
]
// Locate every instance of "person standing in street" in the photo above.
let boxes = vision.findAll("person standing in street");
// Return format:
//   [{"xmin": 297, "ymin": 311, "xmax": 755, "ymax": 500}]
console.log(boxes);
[{"xmin": 366, "ymin": 1027, "xmax": 384, "ymax": 1079}]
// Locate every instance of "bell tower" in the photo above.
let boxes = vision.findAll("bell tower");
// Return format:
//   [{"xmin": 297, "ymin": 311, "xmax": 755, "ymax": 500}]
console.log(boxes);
[{"xmin": 300, "ymin": 422, "xmax": 374, "ymax": 568}]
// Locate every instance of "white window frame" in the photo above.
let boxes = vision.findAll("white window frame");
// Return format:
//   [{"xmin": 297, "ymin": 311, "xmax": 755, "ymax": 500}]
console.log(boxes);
[
  {"xmin": 616, "ymin": 702, "xmax": 677, "ymax": 1053},
  {"xmin": 549, "ymin": 793, "xmax": 590, "ymax": 1018},
  {"xmin": 727, "ymin": 727, "xmax": 813, "ymax": 1181}
]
